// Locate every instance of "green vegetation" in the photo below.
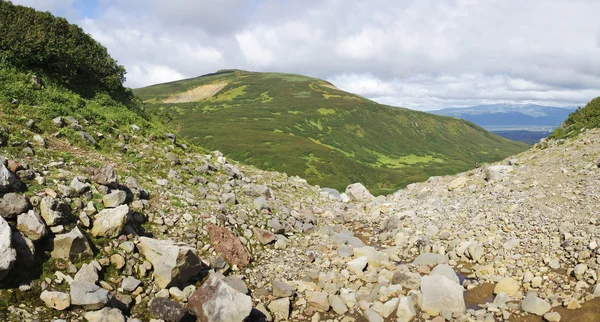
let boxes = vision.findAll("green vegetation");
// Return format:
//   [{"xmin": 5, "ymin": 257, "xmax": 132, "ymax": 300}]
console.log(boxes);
[
  {"xmin": 0, "ymin": 1, "xmax": 132, "ymax": 103},
  {"xmin": 135, "ymin": 70, "xmax": 529, "ymax": 195},
  {"xmin": 550, "ymin": 97, "xmax": 600, "ymax": 139}
]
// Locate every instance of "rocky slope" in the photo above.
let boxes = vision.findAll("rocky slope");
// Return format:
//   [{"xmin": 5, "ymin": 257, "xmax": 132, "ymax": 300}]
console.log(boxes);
[{"xmin": 2, "ymin": 85, "xmax": 600, "ymax": 322}]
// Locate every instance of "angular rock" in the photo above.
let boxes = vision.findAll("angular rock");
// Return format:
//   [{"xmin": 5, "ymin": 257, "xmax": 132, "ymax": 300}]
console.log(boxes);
[
  {"xmin": 253, "ymin": 227, "xmax": 276, "ymax": 245},
  {"xmin": 40, "ymin": 290, "xmax": 70, "ymax": 311},
  {"xmin": 521, "ymin": 292, "xmax": 551, "ymax": 316},
  {"xmin": 93, "ymin": 165, "xmax": 117, "ymax": 186},
  {"xmin": 51, "ymin": 227, "xmax": 93, "ymax": 260},
  {"xmin": 0, "ymin": 193, "xmax": 30, "ymax": 219},
  {"xmin": 0, "ymin": 216, "xmax": 16, "ymax": 280},
  {"xmin": 420, "ymin": 275, "xmax": 465, "ymax": 315},
  {"xmin": 207, "ymin": 225, "xmax": 251, "ymax": 268},
  {"xmin": 137, "ymin": 237, "xmax": 205, "ymax": 289},
  {"xmin": 17, "ymin": 210, "xmax": 48, "ymax": 241},
  {"xmin": 484, "ymin": 165, "xmax": 513, "ymax": 181},
  {"xmin": 253, "ymin": 197, "xmax": 269, "ymax": 211},
  {"xmin": 187, "ymin": 273, "xmax": 252, "ymax": 322},
  {"xmin": 448, "ymin": 177, "xmax": 468, "ymax": 191},
  {"xmin": 74, "ymin": 263, "xmax": 99, "ymax": 284},
  {"xmin": 0, "ymin": 160, "xmax": 24, "ymax": 192},
  {"xmin": 91, "ymin": 205, "xmax": 129, "ymax": 238},
  {"xmin": 268, "ymin": 297, "xmax": 291, "ymax": 320},
  {"xmin": 345, "ymin": 183, "xmax": 374, "ymax": 202},
  {"xmin": 70, "ymin": 177, "xmax": 89, "ymax": 194},
  {"xmin": 347, "ymin": 256, "xmax": 368, "ymax": 275},
  {"xmin": 122, "ymin": 276, "xmax": 141, "ymax": 292},
  {"xmin": 102, "ymin": 190, "xmax": 126, "ymax": 208},
  {"xmin": 307, "ymin": 292, "xmax": 330, "ymax": 312},
  {"xmin": 430, "ymin": 264, "xmax": 460, "ymax": 284},
  {"xmin": 40, "ymin": 196, "xmax": 70, "ymax": 226},
  {"xmin": 272, "ymin": 280, "xmax": 295, "ymax": 298},
  {"xmin": 330, "ymin": 294, "xmax": 348, "ymax": 315},
  {"xmin": 494, "ymin": 277, "xmax": 520, "ymax": 296},
  {"xmin": 412, "ymin": 253, "xmax": 449, "ymax": 266},
  {"xmin": 150, "ymin": 297, "xmax": 189, "ymax": 322},
  {"xmin": 84, "ymin": 307, "xmax": 126, "ymax": 322},
  {"xmin": 70, "ymin": 281, "xmax": 111, "ymax": 310},
  {"xmin": 396, "ymin": 296, "xmax": 416, "ymax": 322}
]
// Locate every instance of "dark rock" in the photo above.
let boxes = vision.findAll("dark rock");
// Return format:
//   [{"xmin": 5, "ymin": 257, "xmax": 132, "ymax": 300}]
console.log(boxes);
[
  {"xmin": 150, "ymin": 298, "xmax": 189, "ymax": 322},
  {"xmin": 0, "ymin": 193, "xmax": 31, "ymax": 219}
]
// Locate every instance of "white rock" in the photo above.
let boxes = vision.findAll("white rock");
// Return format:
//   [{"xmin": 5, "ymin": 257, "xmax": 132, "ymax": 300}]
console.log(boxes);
[
  {"xmin": 396, "ymin": 296, "xmax": 416, "ymax": 322},
  {"xmin": 345, "ymin": 183, "xmax": 374, "ymax": 202},
  {"xmin": 91, "ymin": 205, "xmax": 129, "ymax": 238},
  {"xmin": 0, "ymin": 216, "xmax": 16, "ymax": 280},
  {"xmin": 420, "ymin": 275, "xmax": 465, "ymax": 315}
]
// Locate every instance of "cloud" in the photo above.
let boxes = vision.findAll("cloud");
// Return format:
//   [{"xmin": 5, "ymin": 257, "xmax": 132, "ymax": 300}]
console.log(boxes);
[{"xmin": 10, "ymin": 0, "xmax": 600, "ymax": 109}]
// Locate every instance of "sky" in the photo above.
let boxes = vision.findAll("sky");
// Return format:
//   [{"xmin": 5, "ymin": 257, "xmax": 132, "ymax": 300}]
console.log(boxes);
[{"xmin": 11, "ymin": 0, "xmax": 600, "ymax": 110}]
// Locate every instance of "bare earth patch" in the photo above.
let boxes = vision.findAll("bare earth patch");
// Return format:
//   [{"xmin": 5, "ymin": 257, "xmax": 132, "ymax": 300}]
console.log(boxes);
[
  {"xmin": 162, "ymin": 83, "xmax": 227, "ymax": 103},
  {"xmin": 322, "ymin": 83, "xmax": 339, "ymax": 90}
]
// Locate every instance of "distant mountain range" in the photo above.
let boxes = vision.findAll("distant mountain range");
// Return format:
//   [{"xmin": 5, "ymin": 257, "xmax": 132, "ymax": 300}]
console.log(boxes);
[
  {"xmin": 430, "ymin": 104, "xmax": 576, "ymax": 130},
  {"xmin": 430, "ymin": 104, "xmax": 577, "ymax": 144}
]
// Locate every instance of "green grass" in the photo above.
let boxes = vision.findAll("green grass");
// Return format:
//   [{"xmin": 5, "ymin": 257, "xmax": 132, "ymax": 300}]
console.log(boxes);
[
  {"xmin": 550, "ymin": 97, "xmax": 600, "ymax": 139},
  {"xmin": 134, "ymin": 69, "xmax": 529, "ymax": 195}
]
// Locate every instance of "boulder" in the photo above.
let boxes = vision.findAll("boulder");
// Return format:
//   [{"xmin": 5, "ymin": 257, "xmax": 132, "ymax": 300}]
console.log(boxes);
[
  {"xmin": 40, "ymin": 196, "xmax": 70, "ymax": 226},
  {"xmin": 74, "ymin": 263, "xmax": 99, "ymax": 284},
  {"xmin": 307, "ymin": 292, "xmax": 330, "ymax": 311},
  {"xmin": 51, "ymin": 227, "xmax": 93, "ymax": 260},
  {"xmin": 17, "ymin": 210, "xmax": 48, "ymax": 241},
  {"xmin": 345, "ymin": 183, "xmax": 374, "ymax": 202},
  {"xmin": 252, "ymin": 227, "xmax": 276, "ymax": 245},
  {"xmin": 102, "ymin": 190, "xmax": 127, "ymax": 208},
  {"xmin": 40, "ymin": 290, "xmax": 70, "ymax": 311},
  {"xmin": 268, "ymin": 297, "xmax": 291, "ymax": 320},
  {"xmin": 520, "ymin": 292, "xmax": 551, "ymax": 316},
  {"xmin": 70, "ymin": 281, "xmax": 111, "ymax": 310},
  {"xmin": 207, "ymin": 225, "xmax": 251, "ymax": 268},
  {"xmin": 0, "ymin": 193, "xmax": 30, "ymax": 219},
  {"xmin": 0, "ymin": 216, "xmax": 16, "ymax": 280},
  {"xmin": 93, "ymin": 165, "xmax": 117, "ymax": 186},
  {"xmin": 187, "ymin": 273, "xmax": 252, "ymax": 322},
  {"xmin": 430, "ymin": 264, "xmax": 460, "ymax": 284},
  {"xmin": 272, "ymin": 280, "xmax": 295, "ymax": 298},
  {"xmin": 0, "ymin": 160, "xmax": 25, "ymax": 192},
  {"xmin": 150, "ymin": 297, "xmax": 189, "ymax": 322},
  {"xmin": 448, "ymin": 177, "xmax": 468, "ymax": 191},
  {"xmin": 137, "ymin": 237, "xmax": 205, "ymax": 289},
  {"xmin": 347, "ymin": 256, "xmax": 368, "ymax": 275},
  {"xmin": 84, "ymin": 307, "xmax": 126, "ymax": 322},
  {"xmin": 91, "ymin": 205, "xmax": 129, "ymax": 238},
  {"xmin": 420, "ymin": 274, "xmax": 465, "ymax": 315}
]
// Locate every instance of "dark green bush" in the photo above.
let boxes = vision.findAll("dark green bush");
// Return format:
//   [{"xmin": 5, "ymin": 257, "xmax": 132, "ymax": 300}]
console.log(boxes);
[{"xmin": 550, "ymin": 97, "xmax": 600, "ymax": 139}]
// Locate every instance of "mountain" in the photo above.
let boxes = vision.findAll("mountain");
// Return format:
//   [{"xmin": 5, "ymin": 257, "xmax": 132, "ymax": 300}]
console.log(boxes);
[
  {"xmin": 430, "ymin": 104, "xmax": 576, "ymax": 129},
  {"xmin": 135, "ymin": 70, "xmax": 529, "ymax": 195}
]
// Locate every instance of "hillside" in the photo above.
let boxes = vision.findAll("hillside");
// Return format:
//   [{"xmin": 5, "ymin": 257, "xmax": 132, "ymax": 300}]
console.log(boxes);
[
  {"xmin": 550, "ymin": 97, "xmax": 600, "ymax": 139},
  {"xmin": 135, "ymin": 70, "xmax": 529, "ymax": 195}
]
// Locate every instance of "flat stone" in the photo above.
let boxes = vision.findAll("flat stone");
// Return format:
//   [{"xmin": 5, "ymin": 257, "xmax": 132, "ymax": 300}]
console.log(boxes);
[
  {"xmin": 268, "ymin": 297, "xmax": 291, "ymax": 321},
  {"xmin": 122, "ymin": 276, "xmax": 141, "ymax": 292},
  {"xmin": 91, "ymin": 205, "xmax": 129, "ymax": 238},
  {"xmin": 51, "ymin": 227, "xmax": 93, "ymax": 260},
  {"xmin": 70, "ymin": 281, "xmax": 111, "ymax": 310},
  {"xmin": 102, "ymin": 190, "xmax": 126, "ymax": 208},
  {"xmin": 273, "ymin": 280, "xmax": 295, "ymax": 298},
  {"xmin": 307, "ymin": 292, "xmax": 330, "ymax": 312},
  {"xmin": 84, "ymin": 307, "xmax": 126, "ymax": 322},
  {"xmin": 543, "ymin": 312, "xmax": 561, "ymax": 322},
  {"xmin": 521, "ymin": 292, "xmax": 551, "ymax": 316},
  {"xmin": 252, "ymin": 227, "xmax": 276, "ymax": 245},
  {"xmin": 412, "ymin": 253, "xmax": 449, "ymax": 266},
  {"xmin": 494, "ymin": 277, "xmax": 520, "ymax": 296}
]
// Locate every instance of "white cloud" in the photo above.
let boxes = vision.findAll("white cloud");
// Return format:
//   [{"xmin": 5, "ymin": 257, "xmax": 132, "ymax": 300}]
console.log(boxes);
[{"xmin": 11, "ymin": 0, "xmax": 600, "ymax": 109}]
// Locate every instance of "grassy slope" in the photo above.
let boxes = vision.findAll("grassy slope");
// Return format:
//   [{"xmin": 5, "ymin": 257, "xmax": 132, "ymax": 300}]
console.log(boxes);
[
  {"xmin": 136, "ymin": 69, "xmax": 529, "ymax": 195},
  {"xmin": 550, "ymin": 97, "xmax": 600, "ymax": 139}
]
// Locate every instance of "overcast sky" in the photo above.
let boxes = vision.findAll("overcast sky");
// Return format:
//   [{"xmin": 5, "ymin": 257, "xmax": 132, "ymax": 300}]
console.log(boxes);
[{"xmin": 12, "ymin": 0, "xmax": 600, "ymax": 110}]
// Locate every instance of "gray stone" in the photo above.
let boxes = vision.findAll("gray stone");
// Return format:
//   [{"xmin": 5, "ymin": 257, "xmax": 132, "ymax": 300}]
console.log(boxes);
[
  {"xmin": 79, "ymin": 131, "xmax": 96, "ymax": 146},
  {"xmin": 91, "ymin": 205, "xmax": 129, "ymax": 238},
  {"xmin": 521, "ymin": 292, "xmax": 551, "ymax": 316},
  {"xmin": 345, "ymin": 183, "xmax": 374, "ymax": 202},
  {"xmin": 273, "ymin": 280, "xmax": 295, "ymax": 298},
  {"xmin": 420, "ymin": 274, "xmax": 465, "ymax": 315},
  {"xmin": 122, "ymin": 276, "xmax": 141, "ymax": 292},
  {"xmin": 329, "ymin": 294, "xmax": 348, "ymax": 315},
  {"xmin": 150, "ymin": 297, "xmax": 188, "ymax": 322},
  {"xmin": 466, "ymin": 242, "xmax": 485, "ymax": 262},
  {"xmin": 84, "ymin": 307, "xmax": 126, "ymax": 322},
  {"xmin": 430, "ymin": 264, "xmax": 460, "ymax": 284},
  {"xmin": 484, "ymin": 165, "xmax": 513, "ymax": 181},
  {"xmin": 363, "ymin": 309, "xmax": 384, "ymax": 322},
  {"xmin": 70, "ymin": 281, "xmax": 111, "ymax": 310},
  {"xmin": 93, "ymin": 165, "xmax": 117, "ymax": 186},
  {"xmin": 396, "ymin": 296, "xmax": 416, "ymax": 322},
  {"xmin": 70, "ymin": 177, "xmax": 89, "ymax": 194},
  {"xmin": 0, "ymin": 161, "xmax": 24, "ymax": 193},
  {"xmin": 51, "ymin": 227, "xmax": 93, "ymax": 260},
  {"xmin": 412, "ymin": 253, "xmax": 449, "ymax": 266},
  {"xmin": 74, "ymin": 263, "xmax": 99, "ymax": 284},
  {"xmin": 17, "ymin": 210, "xmax": 48, "ymax": 241},
  {"xmin": 40, "ymin": 196, "xmax": 70, "ymax": 226},
  {"xmin": 307, "ymin": 292, "xmax": 330, "ymax": 311},
  {"xmin": 102, "ymin": 190, "xmax": 126, "ymax": 208},
  {"xmin": 254, "ymin": 197, "xmax": 270, "ymax": 211},
  {"xmin": 0, "ymin": 216, "xmax": 16, "ymax": 280},
  {"xmin": 543, "ymin": 312, "xmax": 561, "ymax": 322},
  {"xmin": 137, "ymin": 237, "xmax": 205, "ymax": 289},
  {"xmin": 268, "ymin": 297, "xmax": 291, "ymax": 320},
  {"xmin": 0, "ymin": 193, "xmax": 30, "ymax": 219},
  {"xmin": 221, "ymin": 192, "xmax": 237, "ymax": 205},
  {"xmin": 187, "ymin": 273, "xmax": 252, "ymax": 322},
  {"xmin": 224, "ymin": 275, "xmax": 248, "ymax": 295}
]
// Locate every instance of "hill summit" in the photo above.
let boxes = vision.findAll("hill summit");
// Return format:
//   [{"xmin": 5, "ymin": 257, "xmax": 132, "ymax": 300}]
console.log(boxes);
[{"xmin": 135, "ymin": 70, "xmax": 529, "ymax": 194}]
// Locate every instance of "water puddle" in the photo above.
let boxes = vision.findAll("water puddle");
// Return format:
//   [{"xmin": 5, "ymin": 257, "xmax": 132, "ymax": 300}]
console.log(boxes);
[
  {"xmin": 464, "ymin": 283, "xmax": 495, "ymax": 310},
  {"xmin": 509, "ymin": 298, "xmax": 600, "ymax": 322}
]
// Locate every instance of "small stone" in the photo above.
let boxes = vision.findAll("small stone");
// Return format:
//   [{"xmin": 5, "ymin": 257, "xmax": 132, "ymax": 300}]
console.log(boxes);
[
  {"xmin": 122, "ymin": 276, "xmax": 141, "ymax": 292},
  {"xmin": 494, "ymin": 277, "xmax": 520, "ymax": 296},
  {"xmin": 543, "ymin": 312, "xmax": 561, "ymax": 322},
  {"xmin": 307, "ymin": 292, "xmax": 330, "ymax": 312},
  {"xmin": 268, "ymin": 297, "xmax": 291, "ymax": 320},
  {"xmin": 521, "ymin": 292, "xmax": 551, "ymax": 316},
  {"xmin": 40, "ymin": 290, "xmax": 70, "ymax": 311}
]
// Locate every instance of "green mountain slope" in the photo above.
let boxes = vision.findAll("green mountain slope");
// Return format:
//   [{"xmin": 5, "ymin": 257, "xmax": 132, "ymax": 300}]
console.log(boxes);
[
  {"xmin": 550, "ymin": 97, "xmax": 600, "ymax": 139},
  {"xmin": 136, "ymin": 70, "xmax": 529, "ymax": 194}
]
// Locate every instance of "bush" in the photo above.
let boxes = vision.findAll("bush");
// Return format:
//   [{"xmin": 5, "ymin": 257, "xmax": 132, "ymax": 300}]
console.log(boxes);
[{"xmin": 550, "ymin": 97, "xmax": 600, "ymax": 139}]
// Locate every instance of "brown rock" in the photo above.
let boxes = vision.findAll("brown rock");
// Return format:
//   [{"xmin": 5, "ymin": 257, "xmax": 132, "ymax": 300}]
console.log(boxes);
[
  {"xmin": 252, "ymin": 227, "xmax": 276, "ymax": 245},
  {"xmin": 7, "ymin": 160, "xmax": 21, "ymax": 172},
  {"xmin": 207, "ymin": 225, "xmax": 251, "ymax": 268},
  {"xmin": 187, "ymin": 273, "xmax": 252, "ymax": 322}
]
